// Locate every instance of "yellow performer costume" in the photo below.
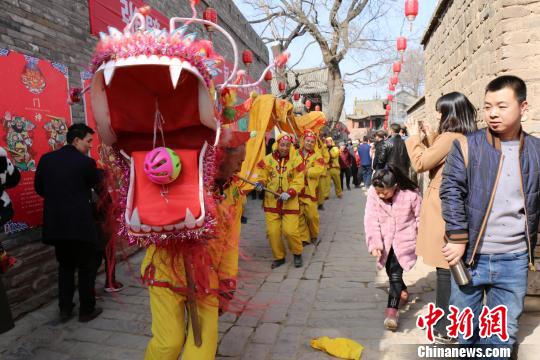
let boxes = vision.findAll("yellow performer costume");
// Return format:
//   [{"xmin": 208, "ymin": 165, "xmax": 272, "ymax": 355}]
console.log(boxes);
[
  {"xmin": 141, "ymin": 134, "xmax": 248, "ymax": 360},
  {"xmin": 317, "ymin": 141, "xmax": 331, "ymax": 206},
  {"xmin": 298, "ymin": 130, "xmax": 325, "ymax": 244},
  {"xmin": 255, "ymin": 133, "xmax": 305, "ymax": 268},
  {"xmin": 325, "ymin": 137, "xmax": 343, "ymax": 198}
]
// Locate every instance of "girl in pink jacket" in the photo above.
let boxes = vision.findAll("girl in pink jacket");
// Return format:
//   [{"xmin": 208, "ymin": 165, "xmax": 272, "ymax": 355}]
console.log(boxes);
[{"xmin": 364, "ymin": 166, "xmax": 421, "ymax": 331}]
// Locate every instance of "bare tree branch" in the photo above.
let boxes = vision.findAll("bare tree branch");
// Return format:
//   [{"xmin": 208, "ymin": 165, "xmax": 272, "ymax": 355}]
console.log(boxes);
[{"xmin": 249, "ymin": 11, "xmax": 288, "ymax": 24}]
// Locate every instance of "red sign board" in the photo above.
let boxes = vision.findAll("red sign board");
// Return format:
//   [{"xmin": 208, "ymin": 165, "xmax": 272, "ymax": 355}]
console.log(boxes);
[
  {"xmin": 0, "ymin": 49, "xmax": 72, "ymax": 233},
  {"xmin": 88, "ymin": 0, "xmax": 168, "ymax": 35}
]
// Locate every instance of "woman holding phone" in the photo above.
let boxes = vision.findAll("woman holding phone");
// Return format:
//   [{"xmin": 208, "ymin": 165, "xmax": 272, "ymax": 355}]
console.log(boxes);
[{"xmin": 404, "ymin": 92, "xmax": 477, "ymax": 343}]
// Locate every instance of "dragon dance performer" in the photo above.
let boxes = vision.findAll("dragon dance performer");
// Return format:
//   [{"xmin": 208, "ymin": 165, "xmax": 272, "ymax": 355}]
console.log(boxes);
[
  {"xmin": 254, "ymin": 133, "xmax": 305, "ymax": 269},
  {"xmin": 84, "ymin": 4, "xmax": 289, "ymax": 359},
  {"xmin": 317, "ymin": 137, "xmax": 331, "ymax": 210},
  {"xmin": 325, "ymin": 137, "xmax": 343, "ymax": 199},
  {"xmin": 141, "ymin": 131, "xmax": 249, "ymax": 359},
  {"xmin": 298, "ymin": 130, "xmax": 325, "ymax": 245}
]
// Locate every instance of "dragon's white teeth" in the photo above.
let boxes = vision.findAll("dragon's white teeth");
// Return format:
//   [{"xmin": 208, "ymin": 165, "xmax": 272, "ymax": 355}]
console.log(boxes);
[
  {"xmin": 141, "ymin": 225, "xmax": 151, "ymax": 233},
  {"xmin": 174, "ymin": 222, "xmax": 185, "ymax": 230},
  {"xmin": 164, "ymin": 225, "xmax": 174, "ymax": 231},
  {"xmin": 195, "ymin": 216, "xmax": 205, "ymax": 227},
  {"xmin": 130, "ymin": 208, "xmax": 140, "ymax": 226},
  {"xmin": 103, "ymin": 60, "xmax": 116, "ymax": 86},
  {"xmin": 169, "ymin": 58, "xmax": 183, "ymax": 89},
  {"xmin": 185, "ymin": 208, "xmax": 196, "ymax": 229},
  {"xmin": 152, "ymin": 226, "xmax": 163, "ymax": 232},
  {"xmin": 129, "ymin": 208, "xmax": 141, "ymax": 232}
]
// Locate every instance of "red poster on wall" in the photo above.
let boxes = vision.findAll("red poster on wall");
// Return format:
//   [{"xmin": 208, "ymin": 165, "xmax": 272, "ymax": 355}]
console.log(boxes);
[{"xmin": 0, "ymin": 48, "xmax": 72, "ymax": 233}]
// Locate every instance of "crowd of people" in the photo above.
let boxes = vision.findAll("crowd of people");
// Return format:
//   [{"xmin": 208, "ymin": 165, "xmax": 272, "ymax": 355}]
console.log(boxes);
[{"xmin": 1, "ymin": 74, "xmax": 539, "ymax": 360}]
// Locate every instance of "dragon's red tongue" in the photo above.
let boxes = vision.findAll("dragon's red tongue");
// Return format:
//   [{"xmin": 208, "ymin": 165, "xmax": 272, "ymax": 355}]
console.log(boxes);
[{"xmin": 132, "ymin": 149, "xmax": 201, "ymax": 226}]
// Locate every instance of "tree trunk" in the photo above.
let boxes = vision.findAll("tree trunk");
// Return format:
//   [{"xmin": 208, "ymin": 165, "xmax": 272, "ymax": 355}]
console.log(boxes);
[{"xmin": 326, "ymin": 63, "xmax": 345, "ymax": 129}]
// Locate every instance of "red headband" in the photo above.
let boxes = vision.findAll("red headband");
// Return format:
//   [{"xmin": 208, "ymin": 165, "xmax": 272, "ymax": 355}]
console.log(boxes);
[{"xmin": 277, "ymin": 134, "xmax": 293, "ymax": 144}]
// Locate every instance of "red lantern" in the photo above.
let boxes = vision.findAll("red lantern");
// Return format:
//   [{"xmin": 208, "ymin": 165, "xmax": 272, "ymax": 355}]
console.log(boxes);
[
  {"xmin": 293, "ymin": 93, "xmax": 300, "ymax": 101},
  {"xmin": 397, "ymin": 37, "xmax": 407, "ymax": 53},
  {"xmin": 405, "ymin": 0, "xmax": 419, "ymax": 22},
  {"xmin": 393, "ymin": 61, "xmax": 402, "ymax": 74},
  {"xmin": 278, "ymin": 82, "xmax": 286, "ymax": 92},
  {"xmin": 386, "ymin": 104, "xmax": 392, "ymax": 111},
  {"xmin": 264, "ymin": 71, "xmax": 273, "ymax": 82},
  {"xmin": 69, "ymin": 88, "xmax": 82, "ymax": 104},
  {"xmin": 315, "ymin": 105, "xmax": 321, "ymax": 111},
  {"xmin": 391, "ymin": 75, "xmax": 399, "ymax": 86},
  {"xmin": 389, "ymin": 84, "xmax": 396, "ymax": 91},
  {"xmin": 242, "ymin": 50, "xmax": 253, "ymax": 66},
  {"xmin": 305, "ymin": 99, "xmax": 312, "ymax": 110},
  {"xmin": 387, "ymin": 94, "xmax": 394, "ymax": 102},
  {"xmin": 203, "ymin": 7, "xmax": 218, "ymax": 32}
]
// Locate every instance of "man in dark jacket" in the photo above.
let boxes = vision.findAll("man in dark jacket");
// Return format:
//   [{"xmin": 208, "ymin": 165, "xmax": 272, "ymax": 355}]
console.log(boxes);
[
  {"xmin": 440, "ymin": 76, "xmax": 540, "ymax": 351},
  {"xmin": 35, "ymin": 124, "xmax": 102, "ymax": 323},
  {"xmin": 379, "ymin": 123, "xmax": 410, "ymax": 175},
  {"xmin": 372, "ymin": 130, "xmax": 387, "ymax": 170}
]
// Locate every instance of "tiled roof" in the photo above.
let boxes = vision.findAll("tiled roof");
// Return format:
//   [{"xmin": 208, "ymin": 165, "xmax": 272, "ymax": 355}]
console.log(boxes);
[
  {"xmin": 271, "ymin": 67, "xmax": 329, "ymax": 95},
  {"xmin": 347, "ymin": 99, "xmax": 386, "ymax": 120}
]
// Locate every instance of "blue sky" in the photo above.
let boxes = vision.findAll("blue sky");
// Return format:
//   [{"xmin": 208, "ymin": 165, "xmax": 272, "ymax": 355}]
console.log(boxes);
[{"xmin": 234, "ymin": 1, "xmax": 438, "ymax": 114}]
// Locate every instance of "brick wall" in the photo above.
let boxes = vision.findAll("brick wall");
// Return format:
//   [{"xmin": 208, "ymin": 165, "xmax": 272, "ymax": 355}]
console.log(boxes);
[
  {"xmin": 0, "ymin": 0, "xmax": 268, "ymax": 318},
  {"xmin": 421, "ymin": 0, "xmax": 540, "ymax": 135}
]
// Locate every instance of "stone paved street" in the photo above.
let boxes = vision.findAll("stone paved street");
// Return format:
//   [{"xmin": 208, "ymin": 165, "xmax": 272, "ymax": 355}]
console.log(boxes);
[{"xmin": 2, "ymin": 189, "xmax": 540, "ymax": 359}]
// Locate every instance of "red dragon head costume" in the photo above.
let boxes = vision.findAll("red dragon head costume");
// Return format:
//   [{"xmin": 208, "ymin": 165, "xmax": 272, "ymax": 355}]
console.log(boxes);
[{"xmin": 88, "ymin": 9, "xmax": 287, "ymax": 249}]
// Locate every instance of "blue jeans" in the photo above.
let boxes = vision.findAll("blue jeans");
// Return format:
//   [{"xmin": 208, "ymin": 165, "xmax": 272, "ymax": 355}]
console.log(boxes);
[
  {"xmin": 361, "ymin": 165, "xmax": 372, "ymax": 187},
  {"xmin": 450, "ymin": 251, "xmax": 528, "ymax": 351}
]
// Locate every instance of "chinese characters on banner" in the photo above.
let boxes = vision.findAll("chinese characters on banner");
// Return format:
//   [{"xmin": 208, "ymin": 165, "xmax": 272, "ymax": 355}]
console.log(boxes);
[{"xmin": 0, "ymin": 49, "xmax": 72, "ymax": 233}]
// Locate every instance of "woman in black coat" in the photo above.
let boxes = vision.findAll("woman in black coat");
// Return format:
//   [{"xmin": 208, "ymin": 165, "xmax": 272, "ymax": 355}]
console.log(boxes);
[{"xmin": 0, "ymin": 147, "xmax": 21, "ymax": 334}]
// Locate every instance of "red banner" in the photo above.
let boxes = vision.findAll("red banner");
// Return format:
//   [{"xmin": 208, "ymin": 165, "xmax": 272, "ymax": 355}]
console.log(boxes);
[
  {"xmin": 88, "ymin": 0, "xmax": 168, "ymax": 35},
  {"xmin": 0, "ymin": 49, "xmax": 72, "ymax": 233}
]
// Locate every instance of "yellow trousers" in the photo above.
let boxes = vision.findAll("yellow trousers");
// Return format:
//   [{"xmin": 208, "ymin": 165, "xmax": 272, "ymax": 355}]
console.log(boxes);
[
  {"xmin": 265, "ymin": 212, "xmax": 303, "ymax": 260},
  {"xmin": 328, "ymin": 168, "xmax": 343, "ymax": 197},
  {"xmin": 145, "ymin": 286, "xmax": 218, "ymax": 360},
  {"xmin": 318, "ymin": 175, "xmax": 330, "ymax": 206},
  {"xmin": 299, "ymin": 200, "xmax": 320, "ymax": 242}
]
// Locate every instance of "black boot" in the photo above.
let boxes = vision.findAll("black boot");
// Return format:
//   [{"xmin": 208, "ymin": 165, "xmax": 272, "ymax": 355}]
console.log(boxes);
[
  {"xmin": 293, "ymin": 254, "xmax": 303, "ymax": 268},
  {"xmin": 271, "ymin": 258, "xmax": 286, "ymax": 269},
  {"xmin": 79, "ymin": 307, "xmax": 103, "ymax": 323}
]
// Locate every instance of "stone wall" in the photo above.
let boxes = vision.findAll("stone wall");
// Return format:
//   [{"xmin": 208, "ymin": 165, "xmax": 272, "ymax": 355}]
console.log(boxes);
[
  {"xmin": 421, "ymin": 0, "xmax": 540, "ymax": 135},
  {"xmin": 0, "ymin": 0, "xmax": 268, "ymax": 318}
]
